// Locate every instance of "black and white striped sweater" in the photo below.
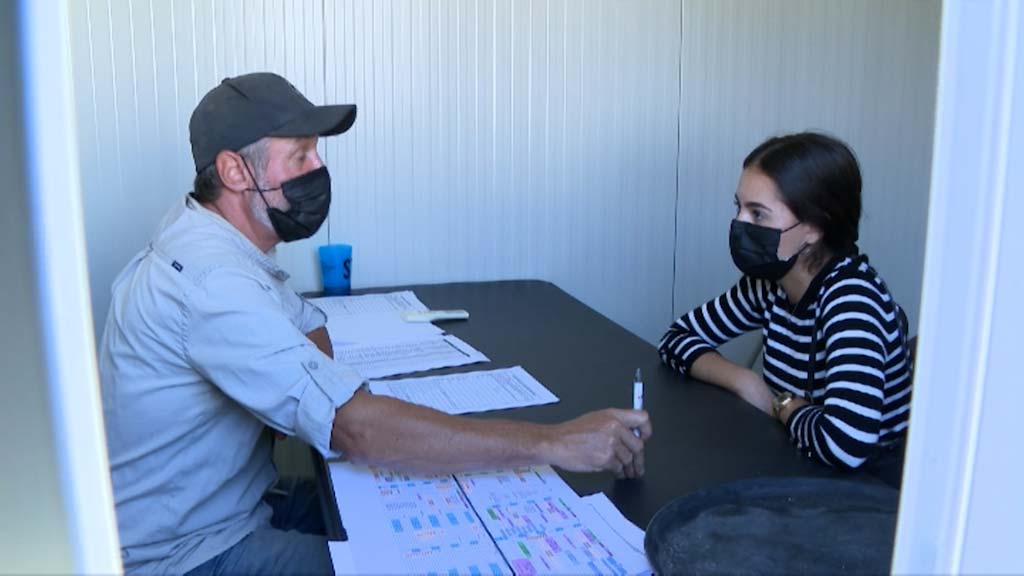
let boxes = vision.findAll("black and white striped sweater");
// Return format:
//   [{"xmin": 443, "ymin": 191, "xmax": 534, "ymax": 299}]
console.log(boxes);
[{"xmin": 658, "ymin": 254, "xmax": 912, "ymax": 469}]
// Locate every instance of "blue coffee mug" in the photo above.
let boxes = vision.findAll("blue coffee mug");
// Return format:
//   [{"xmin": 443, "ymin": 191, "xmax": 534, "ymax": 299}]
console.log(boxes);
[{"xmin": 318, "ymin": 244, "xmax": 352, "ymax": 296}]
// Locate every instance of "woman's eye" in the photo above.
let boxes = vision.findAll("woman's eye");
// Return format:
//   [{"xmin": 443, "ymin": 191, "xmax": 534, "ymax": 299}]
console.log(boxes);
[{"xmin": 753, "ymin": 210, "xmax": 764, "ymax": 221}]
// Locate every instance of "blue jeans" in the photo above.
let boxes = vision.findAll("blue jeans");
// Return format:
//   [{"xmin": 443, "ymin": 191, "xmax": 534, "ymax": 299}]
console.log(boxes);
[{"xmin": 186, "ymin": 477, "xmax": 332, "ymax": 576}]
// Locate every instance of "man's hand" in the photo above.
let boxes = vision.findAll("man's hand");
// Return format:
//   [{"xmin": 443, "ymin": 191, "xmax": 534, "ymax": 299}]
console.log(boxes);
[{"xmin": 543, "ymin": 409, "xmax": 651, "ymax": 479}]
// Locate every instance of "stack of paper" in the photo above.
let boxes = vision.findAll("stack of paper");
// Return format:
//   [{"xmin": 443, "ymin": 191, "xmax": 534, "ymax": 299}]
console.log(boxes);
[
  {"xmin": 368, "ymin": 367, "xmax": 558, "ymax": 414},
  {"xmin": 310, "ymin": 291, "xmax": 489, "ymax": 378},
  {"xmin": 328, "ymin": 462, "xmax": 652, "ymax": 575},
  {"xmin": 311, "ymin": 291, "xmax": 439, "ymax": 346}
]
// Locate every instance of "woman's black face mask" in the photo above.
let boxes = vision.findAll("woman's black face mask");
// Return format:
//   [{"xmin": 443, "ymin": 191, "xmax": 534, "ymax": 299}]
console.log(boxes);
[{"xmin": 729, "ymin": 219, "xmax": 802, "ymax": 281}]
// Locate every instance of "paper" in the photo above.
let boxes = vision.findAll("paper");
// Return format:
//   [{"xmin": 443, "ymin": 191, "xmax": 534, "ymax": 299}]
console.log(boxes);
[
  {"xmin": 329, "ymin": 463, "xmax": 509, "ymax": 575},
  {"xmin": 581, "ymin": 493, "xmax": 651, "ymax": 573},
  {"xmin": 458, "ymin": 466, "xmax": 652, "ymax": 575},
  {"xmin": 311, "ymin": 291, "xmax": 442, "ymax": 346},
  {"xmin": 328, "ymin": 541, "xmax": 357, "ymax": 575},
  {"xmin": 312, "ymin": 291, "xmax": 428, "ymax": 316},
  {"xmin": 368, "ymin": 366, "xmax": 558, "ymax": 414},
  {"xmin": 329, "ymin": 461, "xmax": 652, "ymax": 575},
  {"xmin": 325, "ymin": 311, "xmax": 443, "ymax": 346},
  {"xmin": 334, "ymin": 335, "xmax": 489, "ymax": 379}
]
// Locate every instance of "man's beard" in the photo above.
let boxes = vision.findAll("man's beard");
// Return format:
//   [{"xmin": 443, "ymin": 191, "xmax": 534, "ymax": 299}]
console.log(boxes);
[{"xmin": 250, "ymin": 191, "xmax": 275, "ymax": 232}]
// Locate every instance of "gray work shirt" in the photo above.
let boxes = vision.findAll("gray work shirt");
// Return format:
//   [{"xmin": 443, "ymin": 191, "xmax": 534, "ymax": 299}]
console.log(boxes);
[{"xmin": 99, "ymin": 195, "xmax": 362, "ymax": 574}]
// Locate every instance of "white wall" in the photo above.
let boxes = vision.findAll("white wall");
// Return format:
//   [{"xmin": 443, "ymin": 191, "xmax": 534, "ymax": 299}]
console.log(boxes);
[
  {"xmin": 71, "ymin": 0, "xmax": 680, "ymax": 344},
  {"xmin": 674, "ymin": 0, "xmax": 940, "ymax": 346},
  {"xmin": 71, "ymin": 0, "xmax": 938, "ymax": 348}
]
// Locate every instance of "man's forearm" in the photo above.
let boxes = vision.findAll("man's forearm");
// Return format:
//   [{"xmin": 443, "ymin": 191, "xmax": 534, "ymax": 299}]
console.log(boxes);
[
  {"xmin": 332, "ymin": 391, "xmax": 553, "ymax": 473},
  {"xmin": 331, "ymin": 389, "xmax": 650, "ymax": 476},
  {"xmin": 306, "ymin": 326, "xmax": 334, "ymax": 359}
]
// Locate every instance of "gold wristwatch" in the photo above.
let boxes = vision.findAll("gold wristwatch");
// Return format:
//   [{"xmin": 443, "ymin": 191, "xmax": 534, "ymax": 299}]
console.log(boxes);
[{"xmin": 772, "ymin": 391, "xmax": 795, "ymax": 419}]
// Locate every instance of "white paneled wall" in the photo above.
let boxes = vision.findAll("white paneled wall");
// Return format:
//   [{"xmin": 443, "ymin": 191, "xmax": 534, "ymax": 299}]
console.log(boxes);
[
  {"xmin": 674, "ymin": 0, "xmax": 940, "ymax": 337},
  {"xmin": 71, "ymin": 0, "xmax": 680, "ymax": 343},
  {"xmin": 70, "ymin": 0, "xmax": 939, "ymax": 347},
  {"xmin": 70, "ymin": 0, "xmax": 333, "ymax": 335},
  {"xmin": 320, "ymin": 0, "xmax": 680, "ymax": 342}
]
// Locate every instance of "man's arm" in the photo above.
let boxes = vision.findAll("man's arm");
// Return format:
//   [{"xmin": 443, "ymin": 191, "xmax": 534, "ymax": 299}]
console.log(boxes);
[
  {"xmin": 312, "ymin": 324, "xmax": 650, "ymax": 477},
  {"xmin": 331, "ymin": 389, "xmax": 651, "ymax": 477},
  {"xmin": 306, "ymin": 326, "xmax": 333, "ymax": 359}
]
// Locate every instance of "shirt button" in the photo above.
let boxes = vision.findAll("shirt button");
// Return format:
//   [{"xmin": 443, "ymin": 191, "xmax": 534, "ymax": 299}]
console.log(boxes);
[{"xmin": 309, "ymin": 361, "xmax": 319, "ymax": 370}]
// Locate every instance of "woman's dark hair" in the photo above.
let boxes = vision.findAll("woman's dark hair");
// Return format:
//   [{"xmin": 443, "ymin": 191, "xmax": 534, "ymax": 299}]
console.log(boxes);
[{"xmin": 743, "ymin": 132, "xmax": 862, "ymax": 269}]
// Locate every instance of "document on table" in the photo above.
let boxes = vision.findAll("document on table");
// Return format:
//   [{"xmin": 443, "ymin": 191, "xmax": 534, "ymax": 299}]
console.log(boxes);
[
  {"xmin": 312, "ymin": 290, "xmax": 428, "ymax": 316},
  {"xmin": 328, "ymin": 462, "xmax": 652, "ymax": 575},
  {"xmin": 581, "ymin": 493, "xmax": 652, "ymax": 574},
  {"xmin": 368, "ymin": 366, "xmax": 558, "ymax": 414},
  {"xmin": 329, "ymin": 464, "xmax": 507, "ymax": 575},
  {"xmin": 333, "ymin": 334, "xmax": 489, "ymax": 379},
  {"xmin": 324, "ymin": 311, "xmax": 443, "ymax": 346},
  {"xmin": 328, "ymin": 541, "xmax": 357, "ymax": 575},
  {"xmin": 310, "ymin": 291, "xmax": 442, "ymax": 345}
]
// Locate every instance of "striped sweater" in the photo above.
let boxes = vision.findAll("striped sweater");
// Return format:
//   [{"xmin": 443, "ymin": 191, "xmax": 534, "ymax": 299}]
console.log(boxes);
[{"xmin": 659, "ymin": 254, "xmax": 912, "ymax": 469}]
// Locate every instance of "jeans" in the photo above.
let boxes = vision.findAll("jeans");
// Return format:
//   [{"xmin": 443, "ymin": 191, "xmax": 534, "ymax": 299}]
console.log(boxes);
[{"xmin": 186, "ymin": 477, "xmax": 332, "ymax": 576}]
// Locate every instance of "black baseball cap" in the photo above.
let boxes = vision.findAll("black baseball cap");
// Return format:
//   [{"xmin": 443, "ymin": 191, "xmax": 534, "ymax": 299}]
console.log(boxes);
[{"xmin": 189, "ymin": 72, "xmax": 357, "ymax": 172}]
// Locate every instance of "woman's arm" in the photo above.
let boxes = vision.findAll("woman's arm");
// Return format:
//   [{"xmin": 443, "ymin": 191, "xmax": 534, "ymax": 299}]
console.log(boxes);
[
  {"xmin": 784, "ymin": 278, "xmax": 891, "ymax": 468},
  {"xmin": 659, "ymin": 276, "xmax": 774, "ymax": 413},
  {"xmin": 690, "ymin": 352, "xmax": 776, "ymax": 415},
  {"xmin": 658, "ymin": 275, "xmax": 769, "ymax": 373}
]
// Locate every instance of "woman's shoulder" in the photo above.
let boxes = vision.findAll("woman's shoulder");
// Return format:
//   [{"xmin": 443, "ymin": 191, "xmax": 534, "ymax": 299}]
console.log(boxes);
[{"xmin": 819, "ymin": 254, "xmax": 897, "ymax": 310}]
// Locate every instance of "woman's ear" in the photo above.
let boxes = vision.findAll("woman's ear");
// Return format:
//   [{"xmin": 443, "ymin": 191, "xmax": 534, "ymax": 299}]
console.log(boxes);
[{"xmin": 804, "ymin": 224, "xmax": 823, "ymax": 247}]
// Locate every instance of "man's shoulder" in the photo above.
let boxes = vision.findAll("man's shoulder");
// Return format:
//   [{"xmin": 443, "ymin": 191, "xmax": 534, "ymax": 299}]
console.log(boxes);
[{"xmin": 152, "ymin": 213, "xmax": 256, "ymax": 286}]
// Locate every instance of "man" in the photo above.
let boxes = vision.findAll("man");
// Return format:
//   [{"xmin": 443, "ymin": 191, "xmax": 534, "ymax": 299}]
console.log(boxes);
[{"xmin": 99, "ymin": 72, "xmax": 651, "ymax": 575}]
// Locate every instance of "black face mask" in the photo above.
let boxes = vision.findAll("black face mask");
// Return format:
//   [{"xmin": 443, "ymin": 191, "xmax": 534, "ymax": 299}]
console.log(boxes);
[
  {"xmin": 729, "ymin": 219, "xmax": 803, "ymax": 281},
  {"xmin": 246, "ymin": 163, "xmax": 332, "ymax": 242}
]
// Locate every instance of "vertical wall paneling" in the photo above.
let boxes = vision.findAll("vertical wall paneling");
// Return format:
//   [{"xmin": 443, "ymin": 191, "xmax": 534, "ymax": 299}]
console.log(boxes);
[
  {"xmin": 71, "ymin": 1, "xmax": 937, "ymax": 347},
  {"xmin": 320, "ymin": 0, "xmax": 681, "ymax": 342},
  {"xmin": 71, "ymin": 0, "xmax": 330, "ymax": 331}
]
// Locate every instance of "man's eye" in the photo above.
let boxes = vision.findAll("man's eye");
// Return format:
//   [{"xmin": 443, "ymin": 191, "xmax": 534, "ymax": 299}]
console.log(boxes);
[{"xmin": 753, "ymin": 210, "xmax": 763, "ymax": 221}]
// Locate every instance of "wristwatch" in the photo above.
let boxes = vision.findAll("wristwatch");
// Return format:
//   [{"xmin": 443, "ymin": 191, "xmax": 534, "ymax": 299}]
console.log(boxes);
[{"xmin": 772, "ymin": 391, "xmax": 795, "ymax": 419}]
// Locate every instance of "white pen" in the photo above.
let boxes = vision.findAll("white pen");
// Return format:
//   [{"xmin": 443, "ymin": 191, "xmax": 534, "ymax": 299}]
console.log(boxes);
[{"xmin": 632, "ymin": 368, "xmax": 644, "ymax": 438}]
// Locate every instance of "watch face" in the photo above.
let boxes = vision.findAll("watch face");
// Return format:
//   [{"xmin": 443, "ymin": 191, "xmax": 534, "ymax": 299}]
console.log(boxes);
[{"xmin": 773, "ymin": 392, "xmax": 793, "ymax": 416}]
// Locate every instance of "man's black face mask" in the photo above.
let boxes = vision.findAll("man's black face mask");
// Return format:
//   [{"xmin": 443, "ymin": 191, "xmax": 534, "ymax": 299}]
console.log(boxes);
[{"xmin": 245, "ymin": 163, "xmax": 332, "ymax": 242}]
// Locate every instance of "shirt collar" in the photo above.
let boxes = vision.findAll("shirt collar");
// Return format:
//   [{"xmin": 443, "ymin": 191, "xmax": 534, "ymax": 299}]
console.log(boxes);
[
  {"xmin": 793, "ymin": 246, "xmax": 862, "ymax": 314},
  {"xmin": 185, "ymin": 194, "xmax": 290, "ymax": 281}
]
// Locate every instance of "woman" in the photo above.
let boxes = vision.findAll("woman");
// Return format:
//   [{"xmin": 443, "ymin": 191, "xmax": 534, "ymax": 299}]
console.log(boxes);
[{"xmin": 658, "ymin": 132, "xmax": 911, "ymax": 485}]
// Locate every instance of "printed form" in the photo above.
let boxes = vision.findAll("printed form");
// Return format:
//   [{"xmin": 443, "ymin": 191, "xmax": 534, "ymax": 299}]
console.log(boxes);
[
  {"xmin": 368, "ymin": 367, "xmax": 558, "ymax": 414},
  {"xmin": 328, "ymin": 463, "xmax": 652, "ymax": 575},
  {"xmin": 310, "ymin": 291, "xmax": 489, "ymax": 378}
]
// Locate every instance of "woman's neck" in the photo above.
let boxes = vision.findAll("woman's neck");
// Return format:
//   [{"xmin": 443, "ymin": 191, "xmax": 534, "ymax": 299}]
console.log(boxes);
[{"xmin": 780, "ymin": 252, "xmax": 833, "ymax": 306}]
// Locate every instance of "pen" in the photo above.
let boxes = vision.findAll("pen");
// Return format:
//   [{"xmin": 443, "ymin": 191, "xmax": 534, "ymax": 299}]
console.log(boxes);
[{"xmin": 632, "ymin": 368, "xmax": 644, "ymax": 438}]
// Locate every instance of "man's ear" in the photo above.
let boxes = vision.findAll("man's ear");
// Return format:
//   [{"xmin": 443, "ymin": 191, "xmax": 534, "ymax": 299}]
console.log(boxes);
[{"xmin": 215, "ymin": 150, "xmax": 251, "ymax": 193}]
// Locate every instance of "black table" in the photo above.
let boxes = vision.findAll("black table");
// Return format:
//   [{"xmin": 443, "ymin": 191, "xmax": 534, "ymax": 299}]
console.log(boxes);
[{"xmin": 315, "ymin": 280, "xmax": 839, "ymax": 540}]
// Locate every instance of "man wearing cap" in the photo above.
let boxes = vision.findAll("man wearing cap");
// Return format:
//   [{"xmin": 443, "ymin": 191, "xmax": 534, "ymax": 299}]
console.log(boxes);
[{"xmin": 98, "ymin": 72, "xmax": 651, "ymax": 575}]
